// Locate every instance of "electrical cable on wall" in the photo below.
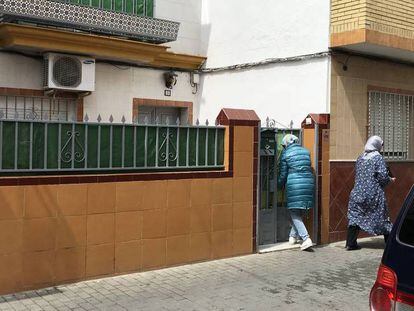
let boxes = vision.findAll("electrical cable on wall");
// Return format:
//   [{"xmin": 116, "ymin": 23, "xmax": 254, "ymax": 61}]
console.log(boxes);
[
  {"xmin": 197, "ymin": 51, "xmax": 331, "ymax": 74},
  {"xmin": 0, "ymin": 50, "xmax": 331, "ymax": 75},
  {"xmin": 95, "ymin": 51, "xmax": 331, "ymax": 74}
]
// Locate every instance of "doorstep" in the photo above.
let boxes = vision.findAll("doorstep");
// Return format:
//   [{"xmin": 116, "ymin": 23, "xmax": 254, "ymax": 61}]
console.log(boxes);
[
  {"xmin": 258, "ymin": 241, "xmax": 319, "ymax": 253},
  {"xmin": 258, "ymin": 242, "xmax": 301, "ymax": 253},
  {"xmin": 328, "ymin": 236, "xmax": 384, "ymax": 248}
]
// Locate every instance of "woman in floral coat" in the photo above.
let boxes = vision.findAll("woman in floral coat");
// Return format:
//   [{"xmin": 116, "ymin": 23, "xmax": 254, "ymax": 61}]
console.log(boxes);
[{"xmin": 346, "ymin": 136, "xmax": 395, "ymax": 250}]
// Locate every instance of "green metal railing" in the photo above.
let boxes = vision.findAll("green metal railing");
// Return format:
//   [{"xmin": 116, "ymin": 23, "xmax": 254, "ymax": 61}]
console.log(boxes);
[
  {"xmin": 61, "ymin": 0, "xmax": 154, "ymax": 17},
  {"xmin": 0, "ymin": 117, "xmax": 225, "ymax": 174}
]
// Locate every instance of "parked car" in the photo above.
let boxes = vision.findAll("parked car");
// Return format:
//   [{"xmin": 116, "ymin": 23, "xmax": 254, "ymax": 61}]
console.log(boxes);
[{"xmin": 370, "ymin": 186, "xmax": 414, "ymax": 310}]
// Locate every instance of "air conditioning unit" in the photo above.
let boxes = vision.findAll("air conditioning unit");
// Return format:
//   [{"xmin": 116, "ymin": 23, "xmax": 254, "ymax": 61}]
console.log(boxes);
[{"xmin": 43, "ymin": 53, "xmax": 95, "ymax": 92}]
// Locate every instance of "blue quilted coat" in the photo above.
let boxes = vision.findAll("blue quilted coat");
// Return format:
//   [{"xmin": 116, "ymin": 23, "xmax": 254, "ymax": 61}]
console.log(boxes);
[{"xmin": 277, "ymin": 143, "xmax": 315, "ymax": 210}]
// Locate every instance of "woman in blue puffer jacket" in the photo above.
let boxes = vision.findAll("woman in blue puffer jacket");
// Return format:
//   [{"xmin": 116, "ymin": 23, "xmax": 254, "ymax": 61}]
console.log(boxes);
[{"xmin": 278, "ymin": 134, "xmax": 315, "ymax": 250}]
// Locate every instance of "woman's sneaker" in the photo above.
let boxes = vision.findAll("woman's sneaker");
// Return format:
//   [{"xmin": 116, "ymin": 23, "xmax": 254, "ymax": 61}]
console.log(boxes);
[
  {"xmin": 300, "ymin": 238, "xmax": 313, "ymax": 251},
  {"xmin": 288, "ymin": 237, "xmax": 299, "ymax": 245}
]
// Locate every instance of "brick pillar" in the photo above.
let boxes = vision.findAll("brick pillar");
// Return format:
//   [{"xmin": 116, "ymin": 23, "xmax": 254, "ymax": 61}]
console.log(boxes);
[
  {"xmin": 301, "ymin": 114, "xmax": 330, "ymax": 244},
  {"xmin": 216, "ymin": 108, "xmax": 260, "ymax": 252}
]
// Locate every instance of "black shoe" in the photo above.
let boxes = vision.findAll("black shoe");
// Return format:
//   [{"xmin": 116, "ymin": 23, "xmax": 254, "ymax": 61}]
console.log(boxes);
[{"xmin": 346, "ymin": 245, "xmax": 361, "ymax": 251}]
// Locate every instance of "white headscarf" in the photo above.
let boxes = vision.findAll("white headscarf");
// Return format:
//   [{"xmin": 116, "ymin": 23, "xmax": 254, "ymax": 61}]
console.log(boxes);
[
  {"xmin": 365, "ymin": 136, "xmax": 383, "ymax": 152},
  {"xmin": 281, "ymin": 134, "xmax": 299, "ymax": 148},
  {"xmin": 363, "ymin": 135, "xmax": 383, "ymax": 159}
]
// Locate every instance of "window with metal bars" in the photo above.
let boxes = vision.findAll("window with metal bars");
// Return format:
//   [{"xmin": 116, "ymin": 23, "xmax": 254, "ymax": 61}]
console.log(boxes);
[
  {"xmin": 368, "ymin": 91, "xmax": 414, "ymax": 160},
  {"xmin": 0, "ymin": 95, "xmax": 77, "ymax": 122},
  {"xmin": 62, "ymin": 0, "xmax": 154, "ymax": 17}
]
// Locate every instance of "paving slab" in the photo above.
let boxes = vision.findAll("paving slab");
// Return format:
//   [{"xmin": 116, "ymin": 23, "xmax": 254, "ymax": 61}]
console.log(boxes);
[{"xmin": 0, "ymin": 237, "xmax": 384, "ymax": 310}]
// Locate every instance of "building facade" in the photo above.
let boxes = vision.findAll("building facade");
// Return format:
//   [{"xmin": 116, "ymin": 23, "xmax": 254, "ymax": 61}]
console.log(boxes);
[
  {"xmin": 199, "ymin": 0, "xmax": 331, "ymax": 127},
  {"xmin": 1, "ymin": 0, "xmax": 414, "ymax": 295},
  {"xmin": 326, "ymin": 0, "xmax": 414, "ymax": 242},
  {"xmin": 0, "ymin": 0, "xmax": 260, "ymax": 294},
  {"xmin": 0, "ymin": 0, "xmax": 205, "ymax": 124},
  {"xmin": 0, "ymin": 0, "xmax": 332, "ymax": 128}
]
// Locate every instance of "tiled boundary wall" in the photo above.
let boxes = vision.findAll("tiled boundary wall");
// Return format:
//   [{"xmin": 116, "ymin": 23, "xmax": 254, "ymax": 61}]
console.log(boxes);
[
  {"xmin": 328, "ymin": 54, "xmax": 414, "ymax": 242},
  {"xmin": 0, "ymin": 108, "xmax": 259, "ymax": 295},
  {"xmin": 329, "ymin": 161, "xmax": 414, "ymax": 242}
]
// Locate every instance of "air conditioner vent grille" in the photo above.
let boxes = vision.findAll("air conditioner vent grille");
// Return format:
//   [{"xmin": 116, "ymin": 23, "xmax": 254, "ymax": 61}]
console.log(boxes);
[{"xmin": 53, "ymin": 57, "xmax": 82, "ymax": 88}]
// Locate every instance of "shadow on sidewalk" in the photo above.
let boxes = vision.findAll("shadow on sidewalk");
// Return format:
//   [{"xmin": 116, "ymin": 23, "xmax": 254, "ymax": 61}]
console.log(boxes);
[
  {"xmin": 1, "ymin": 287, "xmax": 63, "ymax": 303},
  {"xmin": 357, "ymin": 238, "xmax": 386, "ymax": 250},
  {"xmin": 321, "ymin": 237, "xmax": 386, "ymax": 250}
]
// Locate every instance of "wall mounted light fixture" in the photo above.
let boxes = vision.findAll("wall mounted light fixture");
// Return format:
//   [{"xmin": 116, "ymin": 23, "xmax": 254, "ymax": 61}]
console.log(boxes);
[{"xmin": 164, "ymin": 71, "xmax": 178, "ymax": 89}]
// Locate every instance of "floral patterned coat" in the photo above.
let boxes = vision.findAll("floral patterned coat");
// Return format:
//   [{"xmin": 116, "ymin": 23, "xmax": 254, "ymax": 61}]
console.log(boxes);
[{"xmin": 347, "ymin": 151, "xmax": 393, "ymax": 235}]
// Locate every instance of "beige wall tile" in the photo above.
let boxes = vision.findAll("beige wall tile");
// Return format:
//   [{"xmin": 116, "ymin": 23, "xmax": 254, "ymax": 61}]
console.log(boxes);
[
  {"xmin": 0, "ymin": 253, "xmax": 22, "ymax": 293},
  {"xmin": 167, "ymin": 180, "xmax": 190, "ymax": 209},
  {"xmin": 23, "ymin": 218, "xmax": 56, "ymax": 252},
  {"xmin": 86, "ymin": 244, "xmax": 114, "ymax": 277},
  {"xmin": 0, "ymin": 186, "xmax": 24, "ymax": 220},
  {"xmin": 212, "ymin": 204, "xmax": 233, "ymax": 232},
  {"xmin": 25, "ymin": 186, "xmax": 57, "ymax": 218},
  {"xmin": 87, "ymin": 214, "xmax": 115, "ymax": 246},
  {"xmin": 211, "ymin": 179, "xmax": 233, "ymax": 204},
  {"xmin": 115, "ymin": 211, "xmax": 141, "ymax": 242},
  {"xmin": 142, "ymin": 238, "xmax": 166, "ymax": 270},
  {"xmin": 23, "ymin": 250, "xmax": 54, "ymax": 287},
  {"xmin": 142, "ymin": 209, "xmax": 166, "ymax": 239},
  {"xmin": 115, "ymin": 241, "xmax": 141, "ymax": 273},
  {"xmin": 167, "ymin": 208, "xmax": 190, "ymax": 237},
  {"xmin": 233, "ymin": 202, "xmax": 253, "ymax": 230},
  {"xmin": 190, "ymin": 179, "xmax": 212, "ymax": 207},
  {"xmin": 211, "ymin": 230, "xmax": 233, "ymax": 259},
  {"xmin": 233, "ymin": 152, "xmax": 253, "ymax": 178},
  {"xmin": 0, "ymin": 220, "xmax": 22, "ymax": 254},
  {"xmin": 142, "ymin": 181, "xmax": 167, "ymax": 210},
  {"xmin": 56, "ymin": 216, "xmax": 87, "ymax": 249},
  {"xmin": 166, "ymin": 235, "xmax": 190, "ymax": 266},
  {"xmin": 55, "ymin": 247, "xmax": 86, "ymax": 282},
  {"xmin": 233, "ymin": 228, "xmax": 253, "ymax": 256},
  {"xmin": 87, "ymin": 183, "xmax": 116, "ymax": 214},
  {"xmin": 57, "ymin": 184, "xmax": 87, "ymax": 216},
  {"xmin": 234, "ymin": 126, "xmax": 254, "ymax": 152},
  {"xmin": 190, "ymin": 232, "xmax": 211, "ymax": 262},
  {"xmin": 116, "ymin": 182, "xmax": 144, "ymax": 212},
  {"xmin": 233, "ymin": 177, "xmax": 253, "ymax": 203},
  {"xmin": 190, "ymin": 205, "xmax": 211, "ymax": 233}
]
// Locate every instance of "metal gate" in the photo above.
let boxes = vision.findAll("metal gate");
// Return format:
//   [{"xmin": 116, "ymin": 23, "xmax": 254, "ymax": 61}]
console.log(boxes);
[{"xmin": 258, "ymin": 126, "xmax": 303, "ymax": 246}]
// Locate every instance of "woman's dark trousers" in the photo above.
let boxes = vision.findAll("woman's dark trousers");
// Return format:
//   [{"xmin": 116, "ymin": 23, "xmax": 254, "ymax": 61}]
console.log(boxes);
[
  {"xmin": 346, "ymin": 225, "xmax": 360, "ymax": 248},
  {"xmin": 347, "ymin": 225, "xmax": 390, "ymax": 248}
]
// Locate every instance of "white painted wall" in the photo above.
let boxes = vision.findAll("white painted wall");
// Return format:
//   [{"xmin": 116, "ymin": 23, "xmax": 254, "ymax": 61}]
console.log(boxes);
[
  {"xmin": 198, "ymin": 0, "xmax": 331, "ymax": 126},
  {"xmin": 201, "ymin": 0, "xmax": 330, "ymax": 67},
  {"xmin": 0, "ymin": 53, "xmax": 43, "ymax": 90},
  {"xmin": 84, "ymin": 62, "xmax": 198, "ymax": 122},
  {"xmin": 0, "ymin": 53, "xmax": 199, "ymax": 123},
  {"xmin": 155, "ymin": 0, "xmax": 203, "ymax": 55},
  {"xmin": 199, "ymin": 58, "xmax": 330, "ymax": 128}
]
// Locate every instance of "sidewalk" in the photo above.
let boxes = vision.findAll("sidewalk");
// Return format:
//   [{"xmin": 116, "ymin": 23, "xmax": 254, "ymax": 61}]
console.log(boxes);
[{"xmin": 0, "ymin": 237, "xmax": 384, "ymax": 311}]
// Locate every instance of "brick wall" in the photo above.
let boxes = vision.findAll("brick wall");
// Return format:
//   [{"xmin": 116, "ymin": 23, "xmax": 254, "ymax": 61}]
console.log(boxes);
[
  {"xmin": 331, "ymin": 0, "xmax": 414, "ymax": 39},
  {"xmin": 0, "ymin": 109, "xmax": 260, "ymax": 295},
  {"xmin": 331, "ymin": 0, "xmax": 367, "ymax": 34}
]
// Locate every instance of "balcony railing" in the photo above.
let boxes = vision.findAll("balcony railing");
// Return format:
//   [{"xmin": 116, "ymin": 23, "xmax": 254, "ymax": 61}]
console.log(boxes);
[
  {"xmin": 60, "ymin": 0, "xmax": 154, "ymax": 17},
  {"xmin": 0, "ymin": 115, "xmax": 226, "ymax": 174},
  {"xmin": 0, "ymin": 0, "xmax": 179, "ymax": 43}
]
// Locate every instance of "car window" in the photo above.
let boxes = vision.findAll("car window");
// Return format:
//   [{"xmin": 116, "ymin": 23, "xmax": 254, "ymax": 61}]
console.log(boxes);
[{"xmin": 399, "ymin": 199, "xmax": 414, "ymax": 246}]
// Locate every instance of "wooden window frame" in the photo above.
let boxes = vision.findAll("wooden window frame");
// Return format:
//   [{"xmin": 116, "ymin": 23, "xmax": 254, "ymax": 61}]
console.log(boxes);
[{"xmin": 132, "ymin": 98, "xmax": 193, "ymax": 125}]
